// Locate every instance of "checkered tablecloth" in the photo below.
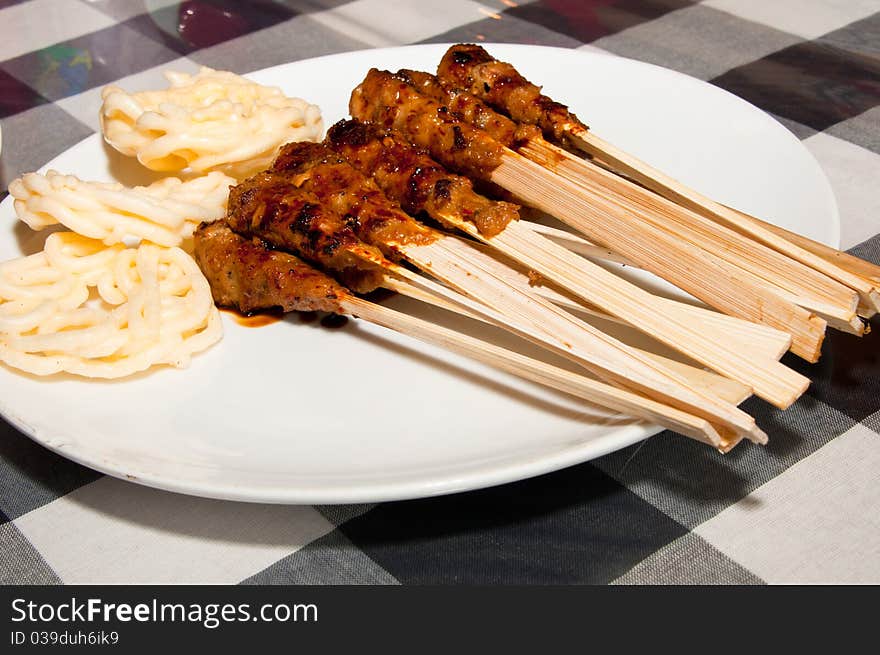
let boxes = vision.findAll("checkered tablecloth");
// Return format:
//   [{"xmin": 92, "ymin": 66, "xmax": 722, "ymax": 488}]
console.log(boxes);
[{"xmin": 1, "ymin": 0, "xmax": 879, "ymax": 585}]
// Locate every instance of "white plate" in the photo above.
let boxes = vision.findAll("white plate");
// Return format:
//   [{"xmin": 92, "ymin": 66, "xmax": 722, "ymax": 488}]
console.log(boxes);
[{"xmin": 0, "ymin": 44, "xmax": 838, "ymax": 504}]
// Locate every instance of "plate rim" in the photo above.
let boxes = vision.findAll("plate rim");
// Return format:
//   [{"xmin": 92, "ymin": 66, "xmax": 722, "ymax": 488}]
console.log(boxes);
[
  {"xmin": 0, "ymin": 43, "xmax": 840, "ymax": 504},
  {"xmin": 0, "ymin": 402, "xmax": 656, "ymax": 503}
]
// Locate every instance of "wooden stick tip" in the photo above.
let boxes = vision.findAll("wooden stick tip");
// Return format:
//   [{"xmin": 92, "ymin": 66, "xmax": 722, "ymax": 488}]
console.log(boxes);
[{"xmin": 747, "ymin": 425, "xmax": 769, "ymax": 446}]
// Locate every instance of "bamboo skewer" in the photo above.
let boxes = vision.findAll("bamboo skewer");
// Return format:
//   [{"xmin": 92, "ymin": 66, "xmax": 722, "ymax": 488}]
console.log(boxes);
[
  {"xmin": 524, "ymin": 222, "xmax": 633, "ymax": 265},
  {"xmin": 424, "ymin": 205, "xmax": 800, "ymax": 396},
  {"xmin": 735, "ymin": 207, "xmax": 880, "ymax": 309},
  {"xmin": 539, "ymin": 284, "xmax": 792, "ymax": 360},
  {"xmin": 459, "ymin": 236, "xmax": 792, "ymax": 360},
  {"xmin": 521, "ymin": 219, "xmax": 865, "ymax": 337},
  {"xmin": 256, "ymin": 139, "xmax": 766, "ymax": 444},
  {"xmin": 381, "ymin": 274, "xmax": 753, "ymax": 406},
  {"xmin": 341, "ymin": 295, "xmax": 739, "ymax": 449},
  {"xmin": 199, "ymin": 222, "xmax": 742, "ymax": 450},
  {"xmin": 431, "ymin": 43, "xmax": 875, "ymax": 337},
  {"xmin": 381, "ymin": 243, "xmax": 755, "ymax": 418},
  {"xmin": 397, "ymin": 236, "xmax": 767, "ymax": 445},
  {"xmin": 347, "ymin": 68, "xmax": 823, "ymax": 362},
  {"xmin": 767, "ymin": 290, "xmax": 865, "ymax": 335},
  {"xmin": 491, "ymin": 151, "xmax": 827, "ymax": 364},
  {"xmin": 565, "ymin": 126, "xmax": 880, "ymax": 316},
  {"xmin": 520, "ymin": 138, "xmax": 861, "ymax": 323},
  {"xmin": 753, "ymin": 220, "xmax": 880, "ymax": 287},
  {"xmin": 378, "ymin": 265, "xmax": 751, "ymax": 450}
]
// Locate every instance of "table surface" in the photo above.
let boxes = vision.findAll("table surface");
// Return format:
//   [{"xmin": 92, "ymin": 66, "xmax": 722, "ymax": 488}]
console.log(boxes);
[{"xmin": 1, "ymin": 0, "xmax": 879, "ymax": 585}]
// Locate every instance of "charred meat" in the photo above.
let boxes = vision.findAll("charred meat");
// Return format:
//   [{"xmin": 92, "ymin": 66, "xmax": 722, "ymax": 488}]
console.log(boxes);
[
  {"xmin": 350, "ymin": 68, "xmax": 506, "ymax": 180},
  {"xmin": 437, "ymin": 44, "xmax": 586, "ymax": 146},
  {"xmin": 397, "ymin": 69, "xmax": 541, "ymax": 148},
  {"xmin": 324, "ymin": 119, "xmax": 518, "ymax": 238},
  {"xmin": 226, "ymin": 169, "xmax": 388, "ymax": 293},
  {"xmin": 271, "ymin": 140, "xmax": 437, "ymax": 255},
  {"xmin": 193, "ymin": 221, "xmax": 347, "ymax": 314}
]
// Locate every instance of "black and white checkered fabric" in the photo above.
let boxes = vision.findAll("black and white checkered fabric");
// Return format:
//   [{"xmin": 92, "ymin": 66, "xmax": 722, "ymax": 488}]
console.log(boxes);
[{"xmin": 1, "ymin": 0, "xmax": 878, "ymax": 584}]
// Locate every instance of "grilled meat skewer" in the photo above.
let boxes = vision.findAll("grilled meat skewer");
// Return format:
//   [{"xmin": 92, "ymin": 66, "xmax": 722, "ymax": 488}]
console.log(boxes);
[
  {"xmin": 323, "ymin": 118, "xmax": 793, "ymax": 362},
  {"xmin": 392, "ymin": 70, "xmax": 861, "ymax": 333},
  {"xmin": 225, "ymin": 173, "xmax": 390, "ymax": 293},
  {"xmin": 351, "ymin": 69, "xmax": 507, "ymax": 180},
  {"xmin": 437, "ymin": 43, "xmax": 880, "ymax": 317},
  {"xmin": 397, "ymin": 69, "xmax": 540, "ymax": 149},
  {"xmin": 398, "ymin": 69, "xmax": 541, "ymax": 148},
  {"xmin": 320, "ymin": 119, "xmax": 517, "ymax": 238},
  {"xmin": 437, "ymin": 43, "xmax": 585, "ymax": 147},
  {"xmin": 349, "ymin": 67, "xmax": 823, "ymax": 384},
  {"xmin": 259, "ymin": 143, "xmax": 771, "ymax": 443},
  {"xmin": 194, "ymin": 221, "xmax": 348, "ymax": 313},
  {"xmin": 192, "ymin": 221, "xmax": 742, "ymax": 448},
  {"xmin": 268, "ymin": 141, "xmax": 437, "ymax": 259}
]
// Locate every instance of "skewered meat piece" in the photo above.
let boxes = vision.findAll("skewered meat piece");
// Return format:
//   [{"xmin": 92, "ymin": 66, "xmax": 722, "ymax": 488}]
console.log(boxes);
[
  {"xmin": 391, "ymin": 70, "xmax": 544, "ymax": 202},
  {"xmin": 204, "ymin": 103, "xmax": 776, "ymax": 440},
  {"xmin": 270, "ymin": 141, "xmax": 437, "ymax": 255},
  {"xmin": 397, "ymin": 69, "xmax": 541, "ymax": 148},
  {"xmin": 323, "ymin": 119, "xmax": 517, "ymax": 237},
  {"xmin": 226, "ymin": 171, "xmax": 387, "ymax": 293},
  {"xmin": 193, "ymin": 221, "xmax": 346, "ymax": 314},
  {"xmin": 350, "ymin": 69, "xmax": 506, "ymax": 179},
  {"xmin": 347, "ymin": 64, "xmax": 818, "ymax": 402},
  {"xmin": 270, "ymin": 140, "xmax": 330, "ymax": 172},
  {"xmin": 437, "ymin": 43, "xmax": 586, "ymax": 146},
  {"xmin": 194, "ymin": 223, "xmax": 727, "ymax": 447}
]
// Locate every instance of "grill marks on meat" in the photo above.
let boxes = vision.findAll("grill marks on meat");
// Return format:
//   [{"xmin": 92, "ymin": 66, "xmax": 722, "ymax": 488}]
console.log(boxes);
[
  {"xmin": 397, "ymin": 69, "xmax": 541, "ymax": 148},
  {"xmin": 272, "ymin": 140, "xmax": 438, "ymax": 257},
  {"xmin": 193, "ymin": 221, "xmax": 347, "ymax": 314},
  {"xmin": 219, "ymin": 133, "xmax": 444, "ymax": 298},
  {"xmin": 325, "ymin": 119, "xmax": 518, "ymax": 238},
  {"xmin": 350, "ymin": 68, "xmax": 505, "ymax": 180},
  {"xmin": 271, "ymin": 140, "xmax": 337, "ymax": 173},
  {"xmin": 226, "ymin": 170, "xmax": 387, "ymax": 293},
  {"xmin": 323, "ymin": 121, "xmax": 444, "ymax": 214},
  {"xmin": 200, "ymin": 45, "xmax": 584, "ymax": 310},
  {"xmin": 437, "ymin": 44, "xmax": 586, "ymax": 146}
]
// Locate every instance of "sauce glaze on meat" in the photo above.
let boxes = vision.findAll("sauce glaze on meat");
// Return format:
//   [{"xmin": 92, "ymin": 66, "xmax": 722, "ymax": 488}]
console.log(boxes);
[
  {"xmin": 193, "ymin": 221, "xmax": 347, "ymax": 314},
  {"xmin": 226, "ymin": 170, "xmax": 387, "ymax": 293},
  {"xmin": 350, "ymin": 68, "xmax": 506, "ymax": 180},
  {"xmin": 325, "ymin": 119, "xmax": 518, "ymax": 238},
  {"xmin": 271, "ymin": 140, "xmax": 438, "ymax": 257},
  {"xmin": 437, "ymin": 44, "xmax": 586, "ymax": 146}
]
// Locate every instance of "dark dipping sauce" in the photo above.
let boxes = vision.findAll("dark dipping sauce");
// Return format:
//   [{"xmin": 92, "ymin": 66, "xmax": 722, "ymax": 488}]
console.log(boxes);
[
  {"xmin": 320, "ymin": 313, "xmax": 349, "ymax": 329},
  {"xmin": 221, "ymin": 308, "xmax": 348, "ymax": 329},
  {"xmin": 222, "ymin": 307, "xmax": 285, "ymax": 328}
]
